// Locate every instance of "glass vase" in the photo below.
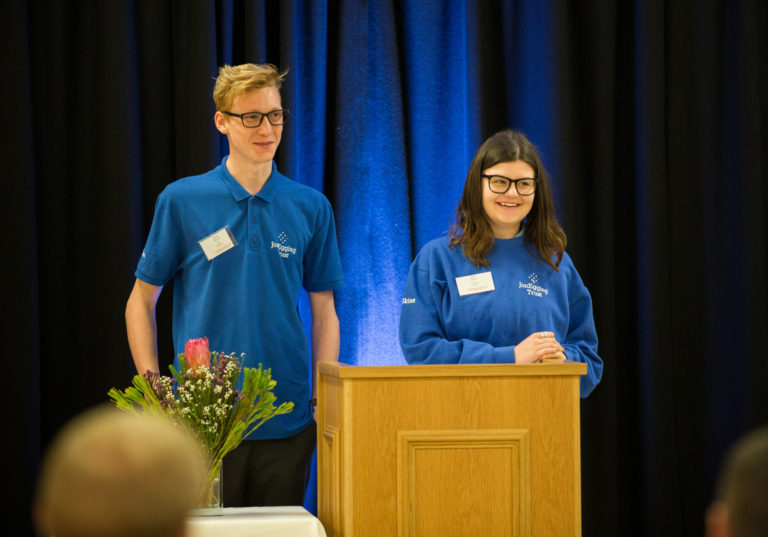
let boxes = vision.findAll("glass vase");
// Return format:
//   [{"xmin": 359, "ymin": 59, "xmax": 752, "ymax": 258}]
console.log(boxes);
[{"xmin": 192, "ymin": 463, "xmax": 223, "ymax": 516}]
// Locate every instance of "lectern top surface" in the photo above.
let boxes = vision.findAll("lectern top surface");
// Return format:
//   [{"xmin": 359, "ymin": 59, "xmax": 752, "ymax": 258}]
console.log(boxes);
[{"xmin": 317, "ymin": 361, "xmax": 587, "ymax": 379}]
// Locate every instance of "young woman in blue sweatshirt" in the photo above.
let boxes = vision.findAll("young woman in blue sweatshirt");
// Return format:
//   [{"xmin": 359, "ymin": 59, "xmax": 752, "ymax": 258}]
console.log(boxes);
[{"xmin": 399, "ymin": 130, "xmax": 603, "ymax": 397}]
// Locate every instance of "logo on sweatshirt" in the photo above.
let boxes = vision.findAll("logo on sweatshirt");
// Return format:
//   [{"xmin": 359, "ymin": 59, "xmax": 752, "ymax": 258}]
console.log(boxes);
[
  {"xmin": 271, "ymin": 231, "xmax": 297, "ymax": 259},
  {"xmin": 518, "ymin": 273, "xmax": 549, "ymax": 298}
]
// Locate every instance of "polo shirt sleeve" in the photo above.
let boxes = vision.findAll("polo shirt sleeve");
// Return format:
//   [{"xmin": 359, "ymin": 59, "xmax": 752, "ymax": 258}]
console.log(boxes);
[
  {"xmin": 135, "ymin": 189, "xmax": 185, "ymax": 286},
  {"xmin": 302, "ymin": 197, "xmax": 343, "ymax": 292}
]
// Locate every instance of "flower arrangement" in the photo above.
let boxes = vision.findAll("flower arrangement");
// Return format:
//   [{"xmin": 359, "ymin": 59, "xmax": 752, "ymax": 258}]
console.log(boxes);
[{"xmin": 108, "ymin": 337, "xmax": 294, "ymax": 508}]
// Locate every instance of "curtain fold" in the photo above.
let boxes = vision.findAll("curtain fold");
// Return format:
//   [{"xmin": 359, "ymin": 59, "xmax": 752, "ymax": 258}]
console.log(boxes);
[{"xmin": 3, "ymin": 1, "xmax": 40, "ymax": 536}]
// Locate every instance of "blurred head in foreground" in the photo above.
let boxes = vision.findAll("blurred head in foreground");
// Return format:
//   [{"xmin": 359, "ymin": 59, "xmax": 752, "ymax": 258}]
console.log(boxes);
[
  {"xmin": 706, "ymin": 425, "xmax": 768, "ymax": 537},
  {"xmin": 35, "ymin": 406, "xmax": 206, "ymax": 537}
]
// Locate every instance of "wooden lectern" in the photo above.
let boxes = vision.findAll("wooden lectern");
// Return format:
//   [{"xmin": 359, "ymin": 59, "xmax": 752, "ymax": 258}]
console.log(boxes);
[{"xmin": 316, "ymin": 361, "xmax": 586, "ymax": 537}]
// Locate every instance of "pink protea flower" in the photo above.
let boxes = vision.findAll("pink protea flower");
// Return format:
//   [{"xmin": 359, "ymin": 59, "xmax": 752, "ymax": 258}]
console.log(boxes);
[{"xmin": 184, "ymin": 337, "xmax": 211, "ymax": 370}]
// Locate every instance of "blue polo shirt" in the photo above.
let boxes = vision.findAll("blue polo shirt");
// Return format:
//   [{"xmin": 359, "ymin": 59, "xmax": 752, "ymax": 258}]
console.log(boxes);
[{"xmin": 136, "ymin": 158, "xmax": 344, "ymax": 439}]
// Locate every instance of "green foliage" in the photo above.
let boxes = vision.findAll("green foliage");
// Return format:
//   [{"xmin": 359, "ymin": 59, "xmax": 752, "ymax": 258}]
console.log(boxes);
[{"xmin": 108, "ymin": 351, "xmax": 294, "ymax": 506}]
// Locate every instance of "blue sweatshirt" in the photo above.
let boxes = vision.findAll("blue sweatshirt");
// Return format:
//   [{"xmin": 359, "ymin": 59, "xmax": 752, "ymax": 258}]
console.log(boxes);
[{"xmin": 399, "ymin": 235, "xmax": 602, "ymax": 397}]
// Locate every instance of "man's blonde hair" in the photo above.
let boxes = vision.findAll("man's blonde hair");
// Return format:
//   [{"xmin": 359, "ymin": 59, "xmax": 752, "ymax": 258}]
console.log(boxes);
[
  {"xmin": 213, "ymin": 63, "xmax": 287, "ymax": 112},
  {"xmin": 35, "ymin": 406, "xmax": 206, "ymax": 537}
]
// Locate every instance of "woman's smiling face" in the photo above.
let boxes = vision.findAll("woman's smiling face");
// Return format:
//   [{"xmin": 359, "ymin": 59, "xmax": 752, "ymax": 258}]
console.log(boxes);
[{"xmin": 480, "ymin": 160, "xmax": 536, "ymax": 238}]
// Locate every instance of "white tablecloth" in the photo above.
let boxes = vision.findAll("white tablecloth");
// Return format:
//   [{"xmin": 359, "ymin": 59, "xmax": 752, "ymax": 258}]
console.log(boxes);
[{"xmin": 187, "ymin": 506, "xmax": 327, "ymax": 537}]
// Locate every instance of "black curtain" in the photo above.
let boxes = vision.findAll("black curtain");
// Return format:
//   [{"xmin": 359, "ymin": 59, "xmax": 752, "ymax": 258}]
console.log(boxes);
[
  {"xmin": 561, "ymin": 1, "xmax": 768, "ymax": 533},
  {"xmin": 4, "ymin": 1, "xmax": 768, "ymax": 536}
]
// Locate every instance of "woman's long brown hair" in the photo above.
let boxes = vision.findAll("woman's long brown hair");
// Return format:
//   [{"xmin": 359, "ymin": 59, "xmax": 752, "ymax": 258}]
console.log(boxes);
[{"xmin": 449, "ymin": 130, "xmax": 567, "ymax": 270}]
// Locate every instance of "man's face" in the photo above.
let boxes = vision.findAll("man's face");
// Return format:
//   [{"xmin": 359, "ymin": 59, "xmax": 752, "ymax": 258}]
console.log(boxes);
[{"xmin": 215, "ymin": 86, "xmax": 283, "ymax": 167}]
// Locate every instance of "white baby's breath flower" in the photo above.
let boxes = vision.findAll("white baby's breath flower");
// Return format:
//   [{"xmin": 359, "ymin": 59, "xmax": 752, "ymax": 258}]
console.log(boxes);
[{"xmin": 109, "ymin": 340, "xmax": 295, "ymax": 510}]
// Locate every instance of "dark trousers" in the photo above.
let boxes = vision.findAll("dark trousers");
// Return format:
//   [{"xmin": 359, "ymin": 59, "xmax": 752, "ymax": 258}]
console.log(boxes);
[{"xmin": 222, "ymin": 421, "xmax": 317, "ymax": 507}]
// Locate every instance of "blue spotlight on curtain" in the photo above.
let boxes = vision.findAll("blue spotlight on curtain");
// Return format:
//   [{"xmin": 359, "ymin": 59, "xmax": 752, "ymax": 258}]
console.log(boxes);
[{"xmin": 400, "ymin": 0, "xmax": 483, "ymax": 250}]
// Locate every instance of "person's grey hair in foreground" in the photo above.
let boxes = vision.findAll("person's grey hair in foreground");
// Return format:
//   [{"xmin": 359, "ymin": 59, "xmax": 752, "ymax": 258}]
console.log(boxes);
[
  {"xmin": 706, "ymin": 425, "xmax": 768, "ymax": 537},
  {"xmin": 34, "ymin": 406, "xmax": 206, "ymax": 537}
]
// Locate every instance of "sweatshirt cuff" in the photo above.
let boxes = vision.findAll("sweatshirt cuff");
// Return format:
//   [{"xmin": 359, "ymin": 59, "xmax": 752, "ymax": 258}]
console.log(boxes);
[{"xmin": 493, "ymin": 345, "xmax": 517, "ymax": 364}]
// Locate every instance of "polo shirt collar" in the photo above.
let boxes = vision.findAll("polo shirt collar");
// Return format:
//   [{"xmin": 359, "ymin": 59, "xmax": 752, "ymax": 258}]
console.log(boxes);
[{"xmin": 217, "ymin": 157, "xmax": 284, "ymax": 203}]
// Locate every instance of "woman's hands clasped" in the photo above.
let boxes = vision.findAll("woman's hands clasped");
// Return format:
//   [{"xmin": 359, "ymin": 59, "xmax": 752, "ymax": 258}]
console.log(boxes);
[{"xmin": 514, "ymin": 331, "xmax": 566, "ymax": 364}]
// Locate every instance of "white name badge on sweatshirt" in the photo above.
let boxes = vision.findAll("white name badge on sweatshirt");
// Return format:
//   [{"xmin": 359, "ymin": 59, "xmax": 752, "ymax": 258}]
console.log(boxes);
[
  {"xmin": 455, "ymin": 271, "xmax": 495, "ymax": 296},
  {"xmin": 198, "ymin": 226, "xmax": 238, "ymax": 261}
]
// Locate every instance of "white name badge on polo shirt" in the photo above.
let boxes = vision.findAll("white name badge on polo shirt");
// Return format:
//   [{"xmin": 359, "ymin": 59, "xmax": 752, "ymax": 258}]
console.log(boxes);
[
  {"xmin": 455, "ymin": 271, "xmax": 495, "ymax": 296},
  {"xmin": 198, "ymin": 226, "xmax": 238, "ymax": 261}
]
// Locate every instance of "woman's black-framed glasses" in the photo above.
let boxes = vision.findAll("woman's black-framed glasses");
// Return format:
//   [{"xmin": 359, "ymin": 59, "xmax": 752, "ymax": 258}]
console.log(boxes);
[
  {"xmin": 222, "ymin": 109, "xmax": 289, "ymax": 128},
  {"xmin": 482, "ymin": 174, "xmax": 537, "ymax": 196}
]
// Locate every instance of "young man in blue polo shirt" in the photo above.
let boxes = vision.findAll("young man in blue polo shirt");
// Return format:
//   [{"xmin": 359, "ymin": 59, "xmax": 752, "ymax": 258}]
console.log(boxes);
[{"xmin": 125, "ymin": 63, "xmax": 343, "ymax": 507}]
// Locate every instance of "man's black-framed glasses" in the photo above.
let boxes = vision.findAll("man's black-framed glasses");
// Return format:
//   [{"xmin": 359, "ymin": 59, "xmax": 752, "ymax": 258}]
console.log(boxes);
[
  {"xmin": 482, "ymin": 174, "xmax": 537, "ymax": 196},
  {"xmin": 222, "ymin": 109, "xmax": 289, "ymax": 128}
]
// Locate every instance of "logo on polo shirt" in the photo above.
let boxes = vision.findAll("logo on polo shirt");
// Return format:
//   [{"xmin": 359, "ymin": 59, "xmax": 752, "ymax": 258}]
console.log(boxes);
[
  {"xmin": 271, "ymin": 231, "xmax": 297, "ymax": 259},
  {"xmin": 518, "ymin": 273, "xmax": 549, "ymax": 298}
]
